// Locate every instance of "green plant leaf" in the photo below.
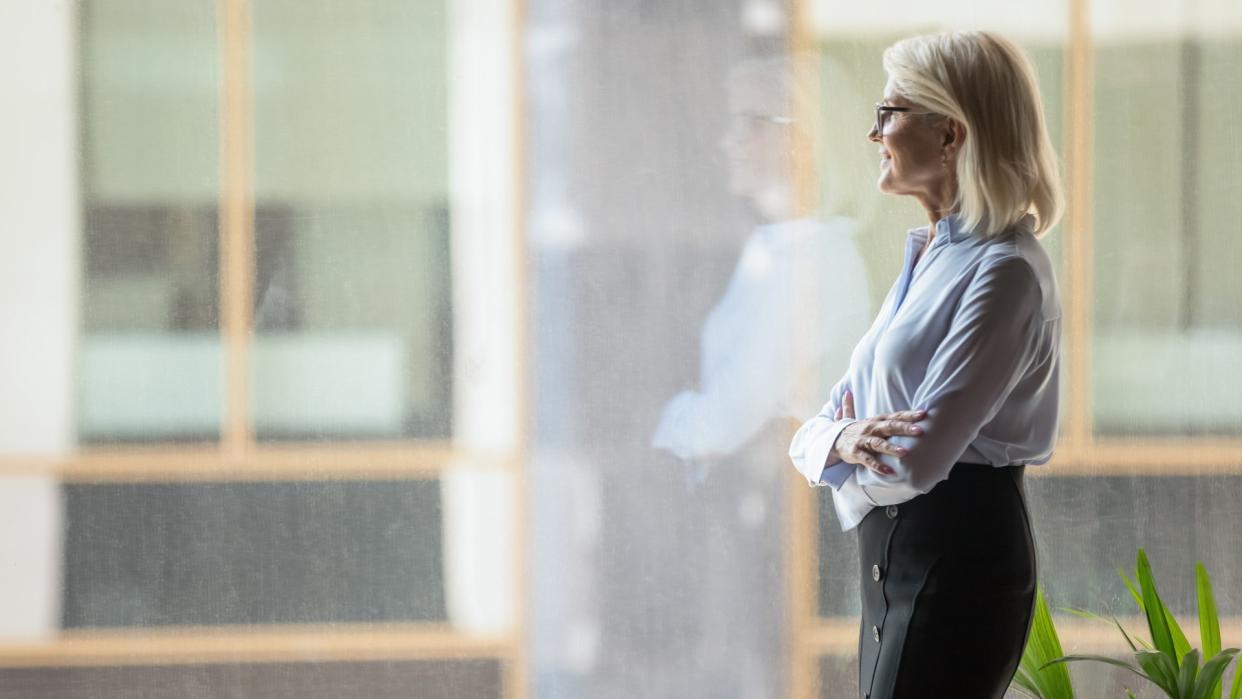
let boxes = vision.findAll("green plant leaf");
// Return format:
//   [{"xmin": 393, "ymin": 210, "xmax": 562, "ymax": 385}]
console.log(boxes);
[
  {"xmin": 1135, "ymin": 649, "xmax": 1181, "ymax": 696},
  {"xmin": 1064, "ymin": 607, "xmax": 1142, "ymax": 653},
  {"xmin": 1194, "ymin": 650, "xmax": 1240, "ymax": 699},
  {"xmin": 1232, "ymin": 658, "xmax": 1242, "ymax": 699},
  {"xmin": 1112, "ymin": 615, "xmax": 1142, "ymax": 653},
  {"xmin": 1137, "ymin": 549, "xmax": 1179, "ymax": 669},
  {"xmin": 1199, "ymin": 563, "xmax": 1223, "ymax": 658},
  {"xmin": 1121, "ymin": 568, "xmax": 1144, "ymax": 610},
  {"xmin": 1044, "ymin": 654, "xmax": 1141, "ymax": 680},
  {"xmin": 1011, "ymin": 673, "xmax": 1036, "ymax": 697},
  {"xmin": 1011, "ymin": 668, "xmax": 1044, "ymax": 699},
  {"xmin": 1169, "ymin": 607, "xmax": 1195, "ymax": 669},
  {"xmin": 1118, "ymin": 569, "xmax": 1154, "ymax": 649},
  {"xmin": 1180, "ymin": 650, "xmax": 1202, "ymax": 698},
  {"xmin": 1198, "ymin": 562, "xmax": 1224, "ymax": 699},
  {"xmin": 1016, "ymin": 587, "xmax": 1075, "ymax": 698}
]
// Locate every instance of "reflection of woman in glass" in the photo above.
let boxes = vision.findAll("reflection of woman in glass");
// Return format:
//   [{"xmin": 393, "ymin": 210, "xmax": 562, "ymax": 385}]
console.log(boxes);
[
  {"xmin": 653, "ymin": 56, "xmax": 871, "ymax": 466},
  {"xmin": 789, "ymin": 32, "xmax": 1064, "ymax": 697},
  {"xmin": 651, "ymin": 56, "xmax": 871, "ymax": 697}
]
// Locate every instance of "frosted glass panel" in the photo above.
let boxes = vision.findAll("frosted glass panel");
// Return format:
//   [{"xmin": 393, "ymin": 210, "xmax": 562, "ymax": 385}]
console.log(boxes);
[
  {"xmin": 250, "ymin": 1, "xmax": 452, "ymax": 441},
  {"xmin": 78, "ymin": 2, "xmax": 221, "ymax": 444},
  {"xmin": 1092, "ymin": 17, "xmax": 1242, "ymax": 435}
]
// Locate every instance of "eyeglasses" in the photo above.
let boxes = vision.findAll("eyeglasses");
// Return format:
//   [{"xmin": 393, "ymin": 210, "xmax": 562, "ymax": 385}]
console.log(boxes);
[
  {"xmin": 874, "ymin": 103, "xmax": 936, "ymax": 134},
  {"xmin": 734, "ymin": 111, "xmax": 795, "ymax": 126}
]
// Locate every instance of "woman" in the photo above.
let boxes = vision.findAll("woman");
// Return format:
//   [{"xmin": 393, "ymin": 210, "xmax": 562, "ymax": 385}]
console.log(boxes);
[{"xmin": 788, "ymin": 31, "xmax": 1063, "ymax": 698}]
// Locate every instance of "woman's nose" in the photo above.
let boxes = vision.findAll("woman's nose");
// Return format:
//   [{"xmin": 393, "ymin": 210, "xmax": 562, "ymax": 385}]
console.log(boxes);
[{"xmin": 867, "ymin": 124, "xmax": 880, "ymax": 142}]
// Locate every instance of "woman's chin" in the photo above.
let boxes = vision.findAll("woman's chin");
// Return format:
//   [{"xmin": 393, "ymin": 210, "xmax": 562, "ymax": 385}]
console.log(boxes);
[{"xmin": 876, "ymin": 171, "xmax": 912, "ymax": 196}]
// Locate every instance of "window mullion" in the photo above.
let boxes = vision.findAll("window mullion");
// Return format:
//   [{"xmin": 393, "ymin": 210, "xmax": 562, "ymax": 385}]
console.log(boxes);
[{"xmin": 218, "ymin": 0, "xmax": 256, "ymax": 456}]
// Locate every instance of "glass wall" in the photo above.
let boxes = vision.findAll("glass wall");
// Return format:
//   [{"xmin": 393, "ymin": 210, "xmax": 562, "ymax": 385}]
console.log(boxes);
[
  {"xmin": 0, "ymin": 0, "xmax": 516, "ymax": 696},
  {"xmin": 1, "ymin": 0, "xmax": 1240, "ymax": 697},
  {"xmin": 803, "ymin": 1, "xmax": 1242, "ymax": 697}
]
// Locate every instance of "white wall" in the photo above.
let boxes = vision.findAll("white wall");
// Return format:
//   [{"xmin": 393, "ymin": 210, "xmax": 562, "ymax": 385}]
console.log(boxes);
[
  {"xmin": 0, "ymin": 0, "xmax": 77, "ymax": 639},
  {"xmin": 442, "ymin": 0, "xmax": 520, "ymax": 635}
]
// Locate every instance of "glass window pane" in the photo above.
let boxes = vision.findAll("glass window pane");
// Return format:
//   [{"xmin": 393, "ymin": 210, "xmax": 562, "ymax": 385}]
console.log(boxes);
[
  {"xmin": 78, "ymin": 1, "xmax": 222, "ymax": 444},
  {"xmin": 0, "ymin": 661, "xmax": 502, "ymax": 699},
  {"xmin": 818, "ymin": 655, "xmax": 858, "ymax": 697},
  {"xmin": 817, "ymin": 492, "xmax": 859, "ymax": 618},
  {"xmin": 63, "ymin": 480, "xmax": 446, "ymax": 627},
  {"xmin": 1092, "ymin": 6, "xmax": 1242, "ymax": 436},
  {"xmin": 250, "ymin": 1, "xmax": 452, "ymax": 442},
  {"xmin": 1029, "ymin": 474, "xmax": 1242, "ymax": 617}
]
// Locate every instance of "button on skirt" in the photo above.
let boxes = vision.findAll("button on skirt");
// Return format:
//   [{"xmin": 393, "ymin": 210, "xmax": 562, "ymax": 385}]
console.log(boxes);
[{"xmin": 855, "ymin": 462, "xmax": 1036, "ymax": 699}]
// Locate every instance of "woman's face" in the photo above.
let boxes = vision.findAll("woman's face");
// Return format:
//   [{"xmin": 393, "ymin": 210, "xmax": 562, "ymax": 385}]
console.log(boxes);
[
  {"xmin": 867, "ymin": 81, "xmax": 951, "ymax": 201},
  {"xmin": 720, "ymin": 73, "xmax": 791, "ymax": 203}
]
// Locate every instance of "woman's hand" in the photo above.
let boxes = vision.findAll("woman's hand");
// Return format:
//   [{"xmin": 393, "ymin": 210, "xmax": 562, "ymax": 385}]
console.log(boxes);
[{"xmin": 831, "ymin": 391, "xmax": 926, "ymax": 477}]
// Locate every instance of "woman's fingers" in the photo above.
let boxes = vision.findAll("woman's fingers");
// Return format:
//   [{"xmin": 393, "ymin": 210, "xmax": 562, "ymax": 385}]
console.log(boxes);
[
  {"xmin": 839, "ymin": 429, "xmax": 897, "ymax": 476},
  {"xmin": 858, "ymin": 451, "xmax": 894, "ymax": 476},
  {"xmin": 835, "ymin": 406, "xmax": 921, "ymax": 477},
  {"xmin": 867, "ymin": 436, "xmax": 908, "ymax": 458},
  {"xmin": 893, "ymin": 409, "xmax": 927, "ymax": 422},
  {"xmin": 834, "ymin": 405, "xmax": 843, "ymax": 420},
  {"xmin": 875, "ymin": 419, "xmax": 924, "ymax": 437}
]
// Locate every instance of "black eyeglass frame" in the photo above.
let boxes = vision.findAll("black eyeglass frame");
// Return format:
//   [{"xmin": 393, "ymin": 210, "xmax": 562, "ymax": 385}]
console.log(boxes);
[{"xmin": 874, "ymin": 103, "xmax": 937, "ymax": 134}]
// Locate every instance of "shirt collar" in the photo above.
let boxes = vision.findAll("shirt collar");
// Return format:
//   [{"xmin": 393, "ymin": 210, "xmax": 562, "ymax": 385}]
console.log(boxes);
[
  {"xmin": 919, "ymin": 212, "xmax": 1037, "ymax": 246},
  {"xmin": 934, "ymin": 213, "xmax": 969, "ymax": 244},
  {"xmin": 905, "ymin": 215, "xmax": 964, "ymax": 249},
  {"xmin": 904, "ymin": 213, "xmax": 1038, "ymax": 252}
]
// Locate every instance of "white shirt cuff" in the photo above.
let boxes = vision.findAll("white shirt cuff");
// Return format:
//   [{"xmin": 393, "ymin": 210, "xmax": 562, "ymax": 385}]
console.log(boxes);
[{"xmin": 805, "ymin": 418, "xmax": 855, "ymax": 489}]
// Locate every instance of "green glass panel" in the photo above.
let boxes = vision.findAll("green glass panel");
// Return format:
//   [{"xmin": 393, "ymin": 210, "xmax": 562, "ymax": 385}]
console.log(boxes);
[
  {"xmin": 1092, "ymin": 37, "xmax": 1242, "ymax": 436},
  {"xmin": 78, "ymin": 0, "xmax": 222, "ymax": 443},
  {"xmin": 250, "ymin": 0, "xmax": 452, "ymax": 441}
]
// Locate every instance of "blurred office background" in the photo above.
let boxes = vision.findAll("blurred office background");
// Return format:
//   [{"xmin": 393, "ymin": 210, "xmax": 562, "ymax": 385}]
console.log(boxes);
[{"xmin": 1, "ymin": 0, "xmax": 1241, "ymax": 697}]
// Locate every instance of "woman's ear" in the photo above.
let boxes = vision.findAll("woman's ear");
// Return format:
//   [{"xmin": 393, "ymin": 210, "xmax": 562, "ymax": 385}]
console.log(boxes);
[{"xmin": 942, "ymin": 119, "xmax": 966, "ymax": 156}]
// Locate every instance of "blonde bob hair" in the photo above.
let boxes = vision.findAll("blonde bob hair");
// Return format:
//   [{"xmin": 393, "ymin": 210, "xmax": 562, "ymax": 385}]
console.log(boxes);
[{"xmin": 883, "ymin": 31, "xmax": 1064, "ymax": 237}]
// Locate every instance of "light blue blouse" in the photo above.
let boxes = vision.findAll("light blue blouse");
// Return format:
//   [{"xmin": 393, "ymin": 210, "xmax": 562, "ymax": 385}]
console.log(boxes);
[{"xmin": 788, "ymin": 213, "xmax": 1062, "ymax": 531}]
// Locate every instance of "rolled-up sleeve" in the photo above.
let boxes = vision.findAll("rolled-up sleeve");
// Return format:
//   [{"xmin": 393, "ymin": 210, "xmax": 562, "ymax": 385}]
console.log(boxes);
[{"xmin": 856, "ymin": 257, "xmax": 1044, "ymax": 501}]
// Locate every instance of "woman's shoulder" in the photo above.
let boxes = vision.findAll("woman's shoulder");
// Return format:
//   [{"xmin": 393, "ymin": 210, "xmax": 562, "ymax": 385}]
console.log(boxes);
[{"xmin": 973, "ymin": 235, "xmax": 1061, "ymax": 321}]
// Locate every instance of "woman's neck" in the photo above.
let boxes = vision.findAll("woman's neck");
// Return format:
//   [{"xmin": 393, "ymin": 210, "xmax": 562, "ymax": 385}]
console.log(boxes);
[{"xmin": 917, "ymin": 179, "xmax": 958, "ymax": 239}]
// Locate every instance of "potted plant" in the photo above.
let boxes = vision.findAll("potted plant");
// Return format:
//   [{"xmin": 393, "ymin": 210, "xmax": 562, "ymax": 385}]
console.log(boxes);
[{"xmin": 1013, "ymin": 550, "xmax": 1242, "ymax": 699}]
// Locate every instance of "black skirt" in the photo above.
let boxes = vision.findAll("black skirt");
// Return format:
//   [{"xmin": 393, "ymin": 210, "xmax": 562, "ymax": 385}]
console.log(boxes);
[{"xmin": 856, "ymin": 462, "xmax": 1036, "ymax": 699}]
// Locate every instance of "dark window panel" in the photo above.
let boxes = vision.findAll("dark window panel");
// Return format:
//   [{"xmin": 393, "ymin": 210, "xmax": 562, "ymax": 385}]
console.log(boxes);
[
  {"xmin": 819, "ymin": 475, "xmax": 1242, "ymax": 619},
  {"xmin": 817, "ymin": 654, "xmax": 1157, "ymax": 698},
  {"xmin": 0, "ymin": 660, "xmax": 501, "ymax": 699},
  {"xmin": 63, "ymin": 480, "xmax": 446, "ymax": 627},
  {"xmin": 1027, "ymin": 475, "xmax": 1242, "ymax": 617}
]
